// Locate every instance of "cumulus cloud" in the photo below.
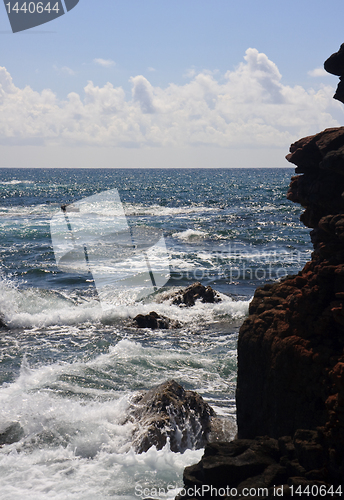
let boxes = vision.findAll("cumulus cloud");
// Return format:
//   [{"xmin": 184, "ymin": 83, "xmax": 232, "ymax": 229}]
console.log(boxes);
[
  {"xmin": 93, "ymin": 58, "xmax": 115, "ymax": 67},
  {"xmin": 0, "ymin": 48, "xmax": 342, "ymax": 149},
  {"xmin": 308, "ymin": 67, "xmax": 329, "ymax": 77}
]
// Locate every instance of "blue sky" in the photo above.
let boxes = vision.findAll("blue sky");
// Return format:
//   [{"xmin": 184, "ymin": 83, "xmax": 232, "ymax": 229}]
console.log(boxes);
[{"xmin": 1, "ymin": 0, "xmax": 344, "ymax": 168}]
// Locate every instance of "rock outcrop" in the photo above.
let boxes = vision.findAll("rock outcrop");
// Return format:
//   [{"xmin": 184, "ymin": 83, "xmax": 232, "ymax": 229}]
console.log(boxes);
[
  {"xmin": 177, "ymin": 129, "xmax": 344, "ymax": 495},
  {"xmin": 169, "ymin": 282, "xmax": 221, "ymax": 307},
  {"xmin": 129, "ymin": 380, "xmax": 216, "ymax": 453},
  {"xmin": 179, "ymin": 431, "xmax": 343, "ymax": 499},
  {"xmin": 324, "ymin": 44, "xmax": 344, "ymax": 104},
  {"xmin": 133, "ymin": 311, "xmax": 180, "ymax": 329},
  {"xmin": 236, "ymin": 127, "xmax": 344, "ymax": 483}
]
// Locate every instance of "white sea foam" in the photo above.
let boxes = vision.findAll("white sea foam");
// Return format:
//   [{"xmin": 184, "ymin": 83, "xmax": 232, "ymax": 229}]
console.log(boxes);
[
  {"xmin": 172, "ymin": 229, "xmax": 209, "ymax": 242},
  {"xmin": 123, "ymin": 203, "xmax": 217, "ymax": 217},
  {"xmin": 0, "ymin": 351, "xmax": 205, "ymax": 500},
  {"xmin": 0, "ymin": 180, "xmax": 35, "ymax": 186},
  {"xmin": 0, "ymin": 277, "xmax": 249, "ymax": 329}
]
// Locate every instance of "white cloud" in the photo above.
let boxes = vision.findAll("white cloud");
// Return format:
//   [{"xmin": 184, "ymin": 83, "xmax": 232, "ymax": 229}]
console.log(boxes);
[
  {"xmin": 308, "ymin": 67, "xmax": 329, "ymax": 77},
  {"xmin": 93, "ymin": 58, "xmax": 116, "ymax": 68},
  {"xmin": 53, "ymin": 65, "xmax": 76, "ymax": 76},
  {"xmin": 0, "ymin": 48, "xmax": 342, "ymax": 151}
]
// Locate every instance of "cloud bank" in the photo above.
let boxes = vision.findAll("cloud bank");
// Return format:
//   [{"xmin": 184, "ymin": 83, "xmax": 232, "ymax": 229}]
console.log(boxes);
[{"xmin": 0, "ymin": 49, "xmax": 342, "ymax": 151}]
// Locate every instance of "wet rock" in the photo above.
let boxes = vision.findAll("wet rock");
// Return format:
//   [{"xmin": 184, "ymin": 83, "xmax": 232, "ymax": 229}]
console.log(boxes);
[
  {"xmin": 133, "ymin": 311, "xmax": 180, "ymax": 329},
  {"xmin": 170, "ymin": 282, "xmax": 221, "ymax": 307},
  {"xmin": 0, "ymin": 422, "xmax": 24, "ymax": 446},
  {"xmin": 0, "ymin": 315, "xmax": 7, "ymax": 329},
  {"xmin": 129, "ymin": 380, "xmax": 216, "ymax": 453},
  {"xmin": 178, "ymin": 431, "xmax": 341, "ymax": 499}
]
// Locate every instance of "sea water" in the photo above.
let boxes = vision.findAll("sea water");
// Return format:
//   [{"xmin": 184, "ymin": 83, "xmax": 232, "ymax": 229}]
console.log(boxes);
[{"xmin": 0, "ymin": 168, "xmax": 310, "ymax": 499}]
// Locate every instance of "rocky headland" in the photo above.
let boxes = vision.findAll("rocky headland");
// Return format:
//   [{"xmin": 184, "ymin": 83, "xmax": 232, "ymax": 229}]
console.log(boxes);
[{"xmin": 177, "ymin": 52, "xmax": 344, "ymax": 498}]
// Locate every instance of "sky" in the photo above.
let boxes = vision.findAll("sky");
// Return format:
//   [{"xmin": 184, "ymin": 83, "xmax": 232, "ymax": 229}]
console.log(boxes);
[{"xmin": 1, "ymin": 0, "xmax": 344, "ymax": 168}]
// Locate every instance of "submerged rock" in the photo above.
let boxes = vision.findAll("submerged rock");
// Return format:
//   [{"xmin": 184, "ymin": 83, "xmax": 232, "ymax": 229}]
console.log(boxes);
[
  {"xmin": 0, "ymin": 315, "xmax": 7, "ymax": 329},
  {"xmin": 129, "ymin": 380, "xmax": 216, "ymax": 453},
  {"xmin": 170, "ymin": 282, "xmax": 221, "ymax": 307},
  {"xmin": 0, "ymin": 422, "xmax": 24, "ymax": 447},
  {"xmin": 133, "ymin": 311, "xmax": 181, "ymax": 329}
]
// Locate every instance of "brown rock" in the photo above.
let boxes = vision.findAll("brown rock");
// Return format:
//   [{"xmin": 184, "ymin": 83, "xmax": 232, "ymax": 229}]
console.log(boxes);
[
  {"xmin": 170, "ymin": 282, "xmax": 221, "ymax": 307},
  {"xmin": 133, "ymin": 311, "xmax": 180, "ymax": 329},
  {"xmin": 129, "ymin": 380, "xmax": 215, "ymax": 453}
]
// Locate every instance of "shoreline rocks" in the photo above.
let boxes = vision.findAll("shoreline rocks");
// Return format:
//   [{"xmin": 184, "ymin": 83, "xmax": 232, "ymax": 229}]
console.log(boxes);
[
  {"xmin": 133, "ymin": 311, "xmax": 181, "ymax": 329},
  {"xmin": 128, "ymin": 380, "xmax": 216, "ymax": 453}
]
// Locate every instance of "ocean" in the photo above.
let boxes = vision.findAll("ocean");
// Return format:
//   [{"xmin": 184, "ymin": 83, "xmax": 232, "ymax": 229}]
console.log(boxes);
[{"xmin": 0, "ymin": 168, "xmax": 310, "ymax": 499}]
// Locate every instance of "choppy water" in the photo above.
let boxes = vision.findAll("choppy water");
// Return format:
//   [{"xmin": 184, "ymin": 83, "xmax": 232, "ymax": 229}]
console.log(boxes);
[{"xmin": 0, "ymin": 168, "xmax": 309, "ymax": 499}]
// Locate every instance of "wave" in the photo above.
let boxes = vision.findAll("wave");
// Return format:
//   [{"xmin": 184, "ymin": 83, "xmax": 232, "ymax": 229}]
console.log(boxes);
[
  {"xmin": 172, "ymin": 229, "xmax": 209, "ymax": 242},
  {"xmin": 123, "ymin": 203, "xmax": 219, "ymax": 217},
  {"xmin": 0, "ymin": 351, "xmax": 204, "ymax": 500},
  {"xmin": 0, "ymin": 180, "xmax": 35, "ymax": 186},
  {"xmin": 0, "ymin": 278, "xmax": 249, "ymax": 329}
]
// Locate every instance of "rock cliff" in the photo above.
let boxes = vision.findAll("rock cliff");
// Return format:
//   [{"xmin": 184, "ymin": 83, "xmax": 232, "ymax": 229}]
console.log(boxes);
[{"xmin": 177, "ymin": 109, "xmax": 344, "ymax": 495}]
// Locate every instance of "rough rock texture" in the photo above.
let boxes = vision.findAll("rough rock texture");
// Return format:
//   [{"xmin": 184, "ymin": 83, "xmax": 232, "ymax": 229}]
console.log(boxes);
[
  {"xmin": 177, "ymin": 126, "xmax": 344, "ymax": 497},
  {"xmin": 324, "ymin": 44, "xmax": 344, "ymax": 103},
  {"xmin": 236, "ymin": 127, "xmax": 344, "ymax": 483},
  {"xmin": 0, "ymin": 316, "xmax": 6, "ymax": 329},
  {"xmin": 170, "ymin": 282, "xmax": 221, "ymax": 307},
  {"xmin": 129, "ymin": 380, "xmax": 216, "ymax": 453},
  {"xmin": 133, "ymin": 311, "xmax": 180, "ymax": 329},
  {"xmin": 178, "ymin": 432, "xmax": 342, "ymax": 499}
]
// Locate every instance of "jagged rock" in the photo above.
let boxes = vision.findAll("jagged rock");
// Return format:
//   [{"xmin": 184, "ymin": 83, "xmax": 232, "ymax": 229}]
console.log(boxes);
[
  {"xmin": 324, "ymin": 43, "xmax": 344, "ymax": 76},
  {"xmin": 0, "ymin": 422, "xmax": 24, "ymax": 446},
  {"xmin": 129, "ymin": 380, "xmax": 216, "ymax": 453},
  {"xmin": 170, "ymin": 282, "xmax": 221, "ymax": 307},
  {"xmin": 0, "ymin": 316, "xmax": 6, "ymax": 329},
  {"xmin": 133, "ymin": 311, "xmax": 180, "ymax": 329},
  {"xmin": 324, "ymin": 44, "xmax": 344, "ymax": 104},
  {"xmin": 177, "ymin": 431, "xmax": 341, "ymax": 499},
  {"xmin": 233, "ymin": 126, "xmax": 344, "ymax": 487}
]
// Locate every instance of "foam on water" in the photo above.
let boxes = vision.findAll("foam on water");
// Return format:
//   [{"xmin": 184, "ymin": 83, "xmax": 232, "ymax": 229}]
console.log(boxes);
[
  {"xmin": 0, "ymin": 348, "xmax": 208, "ymax": 500},
  {"xmin": 172, "ymin": 229, "xmax": 209, "ymax": 242},
  {"xmin": 0, "ymin": 277, "xmax": 249, "ymax": 329}
]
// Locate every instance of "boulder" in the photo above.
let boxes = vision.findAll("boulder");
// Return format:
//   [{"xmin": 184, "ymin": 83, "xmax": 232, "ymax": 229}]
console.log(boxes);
[
  {"xmin": 170, "ymin": 282, "xmax": 221, "ymax": 307},
  {"xmin": 133, "ymin": 311, "xmax": 180, "ymax": 329},
  {"xmin": 129, "ymin": 380, "xmax": 216, "ymax": 453}
]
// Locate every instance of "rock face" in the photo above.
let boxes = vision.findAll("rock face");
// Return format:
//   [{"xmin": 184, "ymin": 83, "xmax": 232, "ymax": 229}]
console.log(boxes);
[
  {"xmin": 324, "ymin": 44, "xmax": 344, "ymax": 103},
  {"xmin": 236, "ymin": 127, "xmax": 344, "ymax": 483},
  {"xmin": 177, "ymin": 126, "xmax": 344, "ymax": 497},
  {"xmin": 179, "ymin": 431, "xmax": 342, "ymax": 499},
  {"xmin": 129, "ymin": 380, "xmax": 216, "ymax": 453}
]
